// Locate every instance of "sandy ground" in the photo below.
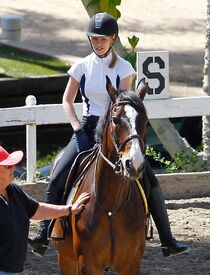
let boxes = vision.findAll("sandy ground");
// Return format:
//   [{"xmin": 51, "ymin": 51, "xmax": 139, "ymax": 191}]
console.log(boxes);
[
  {"xmin": 25, "ymin": 197, "xmax": 210, "ymax": 275},
  {"xmin": 1, "ymin": 1, "xmax": 209, "ymax": 274}
]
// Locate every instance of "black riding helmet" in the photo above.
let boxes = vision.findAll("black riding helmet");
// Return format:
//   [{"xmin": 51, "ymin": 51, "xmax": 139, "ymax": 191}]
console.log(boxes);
[
  {"xmin": 86, "ymin": 13, "xmax": 118, "ymax": 58},
  {"xmin": 86, "ymin": 12, "xmax": 118, "ymax": 37}
]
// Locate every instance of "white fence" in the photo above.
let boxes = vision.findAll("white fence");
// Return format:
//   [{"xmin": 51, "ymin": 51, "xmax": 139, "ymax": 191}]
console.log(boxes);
[{"xmin": 1, "ymin": 95, "xmax": 210, "ymax": 182}]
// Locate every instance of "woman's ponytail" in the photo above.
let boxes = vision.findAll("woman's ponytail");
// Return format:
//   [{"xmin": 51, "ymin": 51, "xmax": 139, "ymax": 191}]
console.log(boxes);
[{"xmin": 109, "ymin": 47, "xmax": 118, "ymax": 68}]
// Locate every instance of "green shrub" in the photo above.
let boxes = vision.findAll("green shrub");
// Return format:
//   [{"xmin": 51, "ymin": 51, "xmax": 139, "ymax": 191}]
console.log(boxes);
[{"xmin": 37, "ymin": 148, "xmax": 62, "ymax": 168}]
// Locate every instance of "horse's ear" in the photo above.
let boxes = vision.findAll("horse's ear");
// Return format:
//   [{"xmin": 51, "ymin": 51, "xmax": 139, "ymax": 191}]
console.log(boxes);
[
  {"xmin": 106, "ymin": 75, "xmax": 118, "ymax": 103},
  {"xmin": 136, "ymin": 78, "xmax": 148, "ymax": 100}
]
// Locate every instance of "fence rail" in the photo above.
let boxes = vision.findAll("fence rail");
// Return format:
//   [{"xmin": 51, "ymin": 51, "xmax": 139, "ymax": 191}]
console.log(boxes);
[{"xmin": 1, "ymin": 95, "xmax": 210, "ymax": 182}]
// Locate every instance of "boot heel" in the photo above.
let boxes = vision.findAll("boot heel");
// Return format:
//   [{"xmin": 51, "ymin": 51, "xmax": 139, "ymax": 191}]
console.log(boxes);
[
  {"xmin": 161, "ymin": 242, "xmax": 190, "ymax": 257},
  {"xmin": 162, "ymin": 247, "xmax": 170, "ymax": 257}
]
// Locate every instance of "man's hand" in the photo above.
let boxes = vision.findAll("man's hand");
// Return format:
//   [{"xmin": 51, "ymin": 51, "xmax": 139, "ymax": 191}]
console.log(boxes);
[{"xmin": 71, "ymin": 192, "xmax": 90, "ymax": 215}]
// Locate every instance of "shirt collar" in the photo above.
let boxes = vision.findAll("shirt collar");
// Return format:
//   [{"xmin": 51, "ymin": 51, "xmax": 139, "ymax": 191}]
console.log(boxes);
[{"xmin": 93, "ymin": 51, "xmax": 113, "ymax": 65}]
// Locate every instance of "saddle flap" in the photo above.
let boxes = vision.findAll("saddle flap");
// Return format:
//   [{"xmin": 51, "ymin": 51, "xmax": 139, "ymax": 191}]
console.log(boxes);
[
  {"xmin": 48, "ymin": 217, "xmax": 69, "ymax": 241},
  {"xmin": 62, "ymin": 144, "xmax": 99, "ymax": 203}
]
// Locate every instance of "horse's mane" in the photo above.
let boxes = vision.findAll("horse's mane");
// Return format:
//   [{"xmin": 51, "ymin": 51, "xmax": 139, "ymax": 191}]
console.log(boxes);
[
  {"xmin": 95, "ymin": 102, "xmax": 111, "ymax": 144},
  {"xmin": 95, "ymin": 90, "xmax": 147, "ymax": 144}
]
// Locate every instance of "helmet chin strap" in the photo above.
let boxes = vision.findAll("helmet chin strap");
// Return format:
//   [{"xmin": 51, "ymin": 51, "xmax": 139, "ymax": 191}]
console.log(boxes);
[{"xmin": 87, "ymin": 36, "xmax": 115, "ymax": 58}]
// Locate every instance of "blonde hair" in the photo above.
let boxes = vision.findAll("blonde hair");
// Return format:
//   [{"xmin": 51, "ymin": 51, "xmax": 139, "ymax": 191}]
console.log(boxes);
[{"xmin": 109, "ymin": 47, "xmax": 118, "ymax": 68}]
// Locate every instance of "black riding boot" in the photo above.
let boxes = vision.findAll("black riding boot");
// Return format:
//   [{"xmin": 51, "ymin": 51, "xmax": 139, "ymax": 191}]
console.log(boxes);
[
  {"xmin": 28, "ymin": 219, "xmax": 50, "ymax": 256},
  {"xmin": 148, "ymin": 185, "xmax": 190, "ymax": 257}
]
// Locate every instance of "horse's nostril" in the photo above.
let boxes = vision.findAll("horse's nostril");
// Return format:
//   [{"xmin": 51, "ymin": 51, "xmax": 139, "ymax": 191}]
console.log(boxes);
[
  {"xmin": 125, "ymin": 160, "xmax": 145, "ymax": 177},
  {"xmin": 125, "ymin": 159, "xmax": 132, "ymax": 171}
]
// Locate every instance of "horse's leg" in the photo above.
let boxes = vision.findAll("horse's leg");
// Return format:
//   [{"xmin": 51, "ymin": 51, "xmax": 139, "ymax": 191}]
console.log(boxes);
[
  {"xmin": 78, "ymin": 255, "xmax": 104, "ymax": 275},
  {"xmin": 114, "ymin": 237, "xmax": 145, "ymax": 275},
  {"xmin": 118, "ymin": 262, "xmax": 142, "ymax": 275},
  {"xmin": 78, "ymin": 255, "xmax": 88, "ymax": 275},
  {"xmin": 55, "ymin": 235, "xmax": 79, "ymax": 275}
]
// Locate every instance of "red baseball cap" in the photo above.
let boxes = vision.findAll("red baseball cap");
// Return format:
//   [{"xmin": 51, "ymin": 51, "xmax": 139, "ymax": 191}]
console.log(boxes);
[{"xmin": 0, "ymin": 146, "xmax": 23, "ymax": 166}]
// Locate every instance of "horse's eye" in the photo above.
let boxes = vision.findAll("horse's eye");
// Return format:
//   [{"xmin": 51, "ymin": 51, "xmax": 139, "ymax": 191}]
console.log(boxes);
[
  {"xmin": 112, "ymin": 116, "xmax": 121, "ymax": 125},
  {"xmin": 113, "ymin": 106, "xmax": 118, "ymax": 113}
]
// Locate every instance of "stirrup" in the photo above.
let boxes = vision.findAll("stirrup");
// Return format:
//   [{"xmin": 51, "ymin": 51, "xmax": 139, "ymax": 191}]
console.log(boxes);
[
  {"xmin": 48, "ymin": 216, "xmax": 70, "ymax": 241},
  {"xmin": 146, "ymin": 214, "xmax": 154, "ymax": 240}
]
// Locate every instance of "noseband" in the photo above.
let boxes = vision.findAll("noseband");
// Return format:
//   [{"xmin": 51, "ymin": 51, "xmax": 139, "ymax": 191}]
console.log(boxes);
[{"xmin": 99, "ymin": 100, "xmax": 145, "ymax": 175}]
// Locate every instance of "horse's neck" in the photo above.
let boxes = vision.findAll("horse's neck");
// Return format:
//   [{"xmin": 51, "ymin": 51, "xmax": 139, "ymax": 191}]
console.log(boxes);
[{"xmin": 94, "ymin": 130, "xmax": 130, "ymax": 212}]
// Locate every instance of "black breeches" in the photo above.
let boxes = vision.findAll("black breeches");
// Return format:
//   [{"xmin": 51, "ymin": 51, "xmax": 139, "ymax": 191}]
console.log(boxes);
[
  {"xmin": 144, "ymin": 158, "xmax": 159, "ymax": 189},
  {"xmin": 45, "ymin": 135, "xmax": 78, "ymax": 204},
  {"xmin": 45, "ymin": 115, "xmax": 99, "ymax": 204}
]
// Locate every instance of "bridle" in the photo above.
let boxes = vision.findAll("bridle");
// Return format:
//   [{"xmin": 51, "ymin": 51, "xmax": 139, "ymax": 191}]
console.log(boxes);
[{"xmin": 99, "ymin": 100, "xmax": 145, "ymax": 176}]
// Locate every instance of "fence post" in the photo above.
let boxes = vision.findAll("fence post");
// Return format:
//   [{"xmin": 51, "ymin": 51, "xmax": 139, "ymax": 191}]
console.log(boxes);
[{"xmin": 25, "ymin": 95, "xmax": 37, "ymax": 183}]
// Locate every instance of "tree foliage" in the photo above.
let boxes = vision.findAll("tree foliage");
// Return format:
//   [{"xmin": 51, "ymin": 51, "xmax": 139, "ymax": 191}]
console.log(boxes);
[{"xmin": 87, "ymin": 0, "xmax": 121, "ymax": 19}]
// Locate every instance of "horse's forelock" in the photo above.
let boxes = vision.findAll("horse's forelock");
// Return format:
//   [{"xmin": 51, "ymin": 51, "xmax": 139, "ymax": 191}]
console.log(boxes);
[{"xmin": 117, "ymin": 90, "xmax": 147, "ymax": 115}]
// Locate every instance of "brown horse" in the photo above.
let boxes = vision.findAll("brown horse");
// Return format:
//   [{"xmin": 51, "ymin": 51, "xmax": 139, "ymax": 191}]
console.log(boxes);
[{"xmin": 53, "ymin": 77, "xmax": 149, "ymax": 275}]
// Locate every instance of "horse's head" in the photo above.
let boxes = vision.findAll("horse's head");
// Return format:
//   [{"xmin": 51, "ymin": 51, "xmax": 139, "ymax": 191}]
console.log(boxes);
[{"xmin": 105, "ymin": 76, "xmax": 148, "ymax": 179}]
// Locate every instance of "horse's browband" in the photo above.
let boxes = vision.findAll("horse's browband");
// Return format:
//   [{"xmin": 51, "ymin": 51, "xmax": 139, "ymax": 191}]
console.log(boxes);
[{"xmin": 111, "ymin": 100, "xmax": 133, "ymax": 109}]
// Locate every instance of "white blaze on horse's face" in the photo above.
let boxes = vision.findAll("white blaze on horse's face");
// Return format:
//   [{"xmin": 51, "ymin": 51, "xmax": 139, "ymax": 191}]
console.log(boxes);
[{"xmin": 122, "ymin": 105, "xmax": 144, "ymax": 177}]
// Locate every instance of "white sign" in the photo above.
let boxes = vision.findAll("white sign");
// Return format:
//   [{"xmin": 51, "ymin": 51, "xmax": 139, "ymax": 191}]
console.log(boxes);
[{"xmin": 137, "ymin": 51, "xmax": 169, "ymax": 100}]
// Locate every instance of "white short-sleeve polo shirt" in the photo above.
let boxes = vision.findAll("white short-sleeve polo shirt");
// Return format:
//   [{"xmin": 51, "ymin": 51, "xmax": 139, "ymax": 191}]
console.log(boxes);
[{"xmin": 68, "ymin": 52, "xmax": 135, "ymax": 117}]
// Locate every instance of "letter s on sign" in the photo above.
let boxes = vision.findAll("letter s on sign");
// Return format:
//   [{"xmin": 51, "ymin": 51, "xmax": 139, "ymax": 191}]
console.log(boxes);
[{"xmin": 142, "ymin": 56, "xmax": 165, "ymax": 95}]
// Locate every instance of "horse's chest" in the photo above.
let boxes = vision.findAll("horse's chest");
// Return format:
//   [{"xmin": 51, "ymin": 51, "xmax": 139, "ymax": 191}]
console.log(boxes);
[{"xmin": 77, "ymin": 191, "xmax": 145, "ymax": 241}]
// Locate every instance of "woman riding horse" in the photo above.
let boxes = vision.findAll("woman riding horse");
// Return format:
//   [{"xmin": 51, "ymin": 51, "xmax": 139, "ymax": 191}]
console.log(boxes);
[{"xmin": 29, "ymin": 12, "xmax": 189, "ymax": 258}]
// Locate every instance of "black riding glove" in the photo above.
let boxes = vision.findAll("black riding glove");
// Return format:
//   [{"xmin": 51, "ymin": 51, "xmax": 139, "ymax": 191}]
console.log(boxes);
[{"xmin": 74, "ymin": 128, "xmax": 91, "ymax": 153}]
